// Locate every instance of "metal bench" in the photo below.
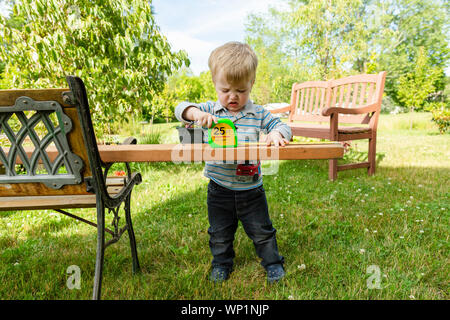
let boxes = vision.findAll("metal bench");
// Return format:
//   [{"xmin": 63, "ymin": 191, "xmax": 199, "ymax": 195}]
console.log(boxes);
[{"xmin": 0, "ymin": 76, "xmax": 142, "ymax": 300}]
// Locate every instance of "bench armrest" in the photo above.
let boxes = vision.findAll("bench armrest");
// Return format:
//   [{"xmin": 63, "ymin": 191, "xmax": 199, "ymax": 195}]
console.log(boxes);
[
  {"xmin": 102, "ymin": 136, "xmax": 142, "ymax": 208},
  {"xmin": 321, "ymin": 103, "xmax": 379, "ymax": 116},
  {"xmin": 269, "ymin": 105, "xmax": 292, "ymax": 114}
]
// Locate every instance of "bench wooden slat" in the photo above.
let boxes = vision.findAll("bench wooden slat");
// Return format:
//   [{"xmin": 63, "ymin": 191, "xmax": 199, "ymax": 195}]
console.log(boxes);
[
  {"xmin": 0, "ymin": 195, "xmax": 97, "ymax": 210},
  {"xmin": 0, "ymin": 178, "xmax": 125, "ymax": 210}
]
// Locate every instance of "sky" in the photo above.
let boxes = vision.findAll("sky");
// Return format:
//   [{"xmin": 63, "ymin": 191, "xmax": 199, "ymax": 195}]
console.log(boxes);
[{"xmin": 151, "ymin": 0, "xmax": 279, "ymax": 75}]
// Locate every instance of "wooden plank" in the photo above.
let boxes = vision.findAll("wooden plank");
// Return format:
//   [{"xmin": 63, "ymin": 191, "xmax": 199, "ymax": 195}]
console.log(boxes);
[
  {"xmin": 331, "ymin": 74, "xmax": 378, "ymax": 86},
  {"xmin": 338, "ymin": 162, "xmax": 370, "ymax": 171},
  {"xmin": 294, "ymin": 81, "xmax": 328, "ymax": 90},
  {"xmin": 0, "ymin": 88, "xmax": 71, "ymax": 107},
  {"xmin": 5, "ymin": 143, "xmax": 344, "ymax": 163},
  {"xmin": 0, "ymin": 195, "xmax": 97, "ymax": 210}
]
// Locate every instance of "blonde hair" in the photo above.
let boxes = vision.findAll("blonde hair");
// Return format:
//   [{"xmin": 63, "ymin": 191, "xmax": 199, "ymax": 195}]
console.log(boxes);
[{"xmin": 208, "ymin": 41, "xmax": 258, "ymax": 85}]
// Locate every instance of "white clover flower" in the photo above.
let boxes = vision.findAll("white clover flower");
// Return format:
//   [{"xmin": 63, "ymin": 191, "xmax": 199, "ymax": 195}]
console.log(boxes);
[
  {"xmin": 409, "ymin": 295, "xmax": 415, "ymax": 300},
  {"xmin": 373, "ymin": 230, "xmax": 377, "ymax": 233},
  {"xmin": 297, "ymin": 264, "xmax": 306, "ymax": 270},
  {"xmin": 419, "ymin": 230, "xmax": 424, "ymax": 233},
  {"xmin": 399, "ymin": 236, "xmax": 404, "ymax": 239},
  {"xmin": 378, "ymin": 212, "xmax": 383, "ymax": 216},
  {"xmin": 364, "ymin": 228, "xmax": 369, "ymax": 232},
  {"xmin": 288, "ymin": 295, "xmax": 295, "ymax": 300},
  {"xmin": 359, "ymin": 249, "xmax": 366, "ymax": 254}
]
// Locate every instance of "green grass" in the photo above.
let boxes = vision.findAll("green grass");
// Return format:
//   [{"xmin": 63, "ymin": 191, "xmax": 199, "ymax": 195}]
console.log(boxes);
[{"xmin": 0, "ymin": 113, "xmax": 448, "ymax": 300}]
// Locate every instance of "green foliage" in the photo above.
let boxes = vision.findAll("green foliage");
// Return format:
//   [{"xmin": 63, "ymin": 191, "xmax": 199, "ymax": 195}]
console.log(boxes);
[
  {"xmin": 244, "ymin": 0, "xmax": 449, "ymax": 108},
  {"xmin": 397, "ymin": 47, "xmax": 441, "ymax": 112},
  {"xmin": 167, "ymin": 68, "xmax": 216, "ymax": 103},
  {"xmin": 429, "ymin": 103, "xmax": 450, "ymax": 134},
  {"xmin": 145, "ymin": 68, "xmax": 217, "ymax": 123},
  {"xmin": 362, "ymin": 0, "xmax": 449, "ymax": 105},
  {"xmin": 0, "ymin": 0, "xmax": 189, "ymax": 133},
  {"xmin": 139, "ymin": 128, "xmax": 163, "ymax": 144}
]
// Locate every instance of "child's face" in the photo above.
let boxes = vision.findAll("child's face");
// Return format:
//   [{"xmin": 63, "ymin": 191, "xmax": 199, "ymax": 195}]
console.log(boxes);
[{"xmin": 214, "ymin": 70, "xmax": 254, "ymax": 114}]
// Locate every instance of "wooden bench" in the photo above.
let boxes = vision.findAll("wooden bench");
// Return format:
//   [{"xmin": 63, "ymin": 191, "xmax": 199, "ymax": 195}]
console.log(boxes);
[
  {"xmin": 0, "ymin": 76, "xmax": 142, "ymax": 300},
  {"xmin": 270, "ymin": 72, "xmax": 387, "ymax": 180}
]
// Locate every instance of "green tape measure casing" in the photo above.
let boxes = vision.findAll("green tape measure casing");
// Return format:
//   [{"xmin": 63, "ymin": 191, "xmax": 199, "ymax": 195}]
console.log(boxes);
[{"xmin": 208, "ymin": 119, "xmax": 238, "ymax": 148}]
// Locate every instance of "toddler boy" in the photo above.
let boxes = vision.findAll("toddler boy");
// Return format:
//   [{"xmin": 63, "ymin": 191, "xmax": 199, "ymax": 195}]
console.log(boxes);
[{"xmin": 174, "ymin": 41, "xmax": 291, "ymax": 283}]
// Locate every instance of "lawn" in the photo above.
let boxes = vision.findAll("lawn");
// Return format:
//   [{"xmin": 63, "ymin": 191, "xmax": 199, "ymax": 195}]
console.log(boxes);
[{"xmin": 0, "ymin": 112, "xmax": 448, "ymax": 300}]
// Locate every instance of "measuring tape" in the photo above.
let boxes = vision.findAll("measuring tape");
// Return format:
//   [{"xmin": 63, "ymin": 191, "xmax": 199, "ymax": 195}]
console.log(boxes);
[{"xmin": 208, "ymin": 119, "xmax": 238, "ymax": 148}]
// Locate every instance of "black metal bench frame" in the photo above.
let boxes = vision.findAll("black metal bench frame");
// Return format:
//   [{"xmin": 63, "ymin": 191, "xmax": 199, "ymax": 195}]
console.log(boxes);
[{"xmin": 0, "ymin": 76, "xmax": 142, "ymax": 299}]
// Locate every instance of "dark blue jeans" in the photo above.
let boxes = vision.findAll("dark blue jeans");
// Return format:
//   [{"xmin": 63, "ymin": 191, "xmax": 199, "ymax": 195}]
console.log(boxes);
[{"xmin": 207, "ymin": 180, "xmax": 284, "ymax": 270}]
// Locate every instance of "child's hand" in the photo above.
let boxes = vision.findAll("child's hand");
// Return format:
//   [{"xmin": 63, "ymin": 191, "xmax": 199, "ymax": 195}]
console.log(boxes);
[
  {"xmin": 266, "ymin": 130, "xmax": 289, "ymax": 147},
  {"xmin": 192, "ymin": 109, "xmax": 218, "ymax": 128}
]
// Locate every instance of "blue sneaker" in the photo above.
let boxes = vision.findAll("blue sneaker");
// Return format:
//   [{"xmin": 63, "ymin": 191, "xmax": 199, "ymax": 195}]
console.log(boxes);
[
  {"xmin": 210, "ymin": 266, "xmax": 231, "ymax": 283},
  {"xmin": 266, "ymin": 264, "xmax": 285, "ymax": 283}
]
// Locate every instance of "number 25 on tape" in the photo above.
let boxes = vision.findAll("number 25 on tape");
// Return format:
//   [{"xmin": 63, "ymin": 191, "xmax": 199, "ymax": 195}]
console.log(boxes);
[{"xmin": 208, "ymin": 119, "xmax": 238, "ymax": 148}]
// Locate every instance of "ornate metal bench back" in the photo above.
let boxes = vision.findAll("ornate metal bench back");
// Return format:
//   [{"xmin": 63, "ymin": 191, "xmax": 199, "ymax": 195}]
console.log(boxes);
[
  {"xmin": 65, "ymin": 76, "xmax": 108, "ymax": 197},
  {"xmin": 0, "ymin": 96, "xmax": 84, "ymax": 189}
]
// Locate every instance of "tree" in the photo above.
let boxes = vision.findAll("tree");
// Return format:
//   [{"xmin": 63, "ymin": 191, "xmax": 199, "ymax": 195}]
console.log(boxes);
[
  {"xmin": 245, "ymin": 0, "xmax": 449, "ymax": 109},
  {"xmin": 397, "ymin": 47, "xmax": 440, "ymax": 112},
  {"xmin": 245, "ymin": 0, "xmax": 373, "ymax": 104},
  {"xmin": 367, "ymin": 0, "xmax": 449, "ymax": 105},
  {"xmin": 0, "ymin": 0, "xmax": 189, "ymax": 133}
]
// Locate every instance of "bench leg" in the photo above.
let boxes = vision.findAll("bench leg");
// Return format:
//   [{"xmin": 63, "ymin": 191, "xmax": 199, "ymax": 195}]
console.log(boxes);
[
  {"xmin": 368, "ymin": 135, "xmax": 376, "ymax": 176},
  {"xmin": 329, "ymin": 159, "xmax": 338, "ymax": 181},
  {"xmin": 125, "ymin": 195, "xmax": 140, "ymax": 274},
  {"xmin": 92, "ymin": 201, "xmax": 105, "ymax": 300}
]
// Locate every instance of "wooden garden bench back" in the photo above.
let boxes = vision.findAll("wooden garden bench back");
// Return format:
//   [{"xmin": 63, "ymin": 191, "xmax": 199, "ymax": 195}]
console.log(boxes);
[
  {"xmin": 0, "ymin": 88, "xmax": 92, "ymax": 199},
  {"xmin": 270, "ymin": 71, "xmax": 387, "ymax": 180},
  {"xmin": 0, "ymin": 76, "xmax": 142, "ymax": 299}
]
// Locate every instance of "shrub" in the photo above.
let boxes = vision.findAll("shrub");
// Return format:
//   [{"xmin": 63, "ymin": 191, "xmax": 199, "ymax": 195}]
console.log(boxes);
[
  {"xmin": 139, "ymin": 128, "xmax": 162, "ymax": 144},
  {"xmin": 381, "ymin": 95, "xmax": 407, "ymax": 114},
  {"xmin": 430, "ymin": 103, "xmax": 450, "ymax": 134}
]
